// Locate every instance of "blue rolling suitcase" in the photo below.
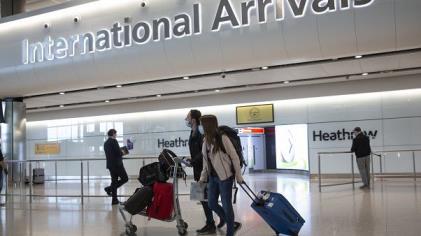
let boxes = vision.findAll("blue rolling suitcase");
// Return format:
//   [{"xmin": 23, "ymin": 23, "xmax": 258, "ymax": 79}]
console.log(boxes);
[{"xmin": 240, "ymin": 183, "xmax": 305, "ymax": 236}]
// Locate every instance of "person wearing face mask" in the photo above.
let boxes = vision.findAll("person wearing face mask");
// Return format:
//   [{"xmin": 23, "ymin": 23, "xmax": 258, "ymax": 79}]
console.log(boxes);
[
  {"xmin": 185, "ymin": 109, "xmax": 219, "ymax": 234},
  {"xmin": 199, "ymin": 115, "xmax": 244, "ymax": 236}
]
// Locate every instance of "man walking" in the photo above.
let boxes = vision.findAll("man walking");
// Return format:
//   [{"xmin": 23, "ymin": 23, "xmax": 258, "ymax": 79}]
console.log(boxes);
[
  {"xmin": 185, "ymin": 109, "xmax": 217, "ymax": 234},
  {"xmin": 104, "ymin": 129, "xmax": 128, "ymax": 205},
  {"xmin": 351, "ymin": 127, "xmax": 372, "ymax": 189}
]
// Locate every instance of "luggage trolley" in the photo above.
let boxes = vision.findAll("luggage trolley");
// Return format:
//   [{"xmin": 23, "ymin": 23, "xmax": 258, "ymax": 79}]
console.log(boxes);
[{"xmin": 119, "ymin": 155, "xmax": 189, "ymax": 235}]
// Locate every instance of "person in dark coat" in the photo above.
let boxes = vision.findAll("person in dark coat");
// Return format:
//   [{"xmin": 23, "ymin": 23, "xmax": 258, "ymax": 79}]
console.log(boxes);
[
  {"xmin": 351, "ymin": 127, "xmax": 372, "ymax": 189},
  {"xmin": 104, "ymin": 129, "xmax": 128, "ymax": 205},
  {"xmin": 186, "ymin": 109, "xmax": 217, "ymax": 234}
]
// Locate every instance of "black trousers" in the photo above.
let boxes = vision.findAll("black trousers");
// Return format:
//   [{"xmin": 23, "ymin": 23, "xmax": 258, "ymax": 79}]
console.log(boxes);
[{"xmin": 108, "ymin": 166, "xmax": 128, "ymax": 200}]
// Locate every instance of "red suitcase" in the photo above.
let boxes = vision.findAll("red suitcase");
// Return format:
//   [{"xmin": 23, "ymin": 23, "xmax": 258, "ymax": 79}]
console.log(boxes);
[{"xmin": 147, "ymin": 182, "xmax": 174, "ymax": 220}]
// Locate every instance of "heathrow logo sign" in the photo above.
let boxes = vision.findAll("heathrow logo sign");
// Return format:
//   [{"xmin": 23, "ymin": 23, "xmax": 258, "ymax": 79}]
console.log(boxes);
[{"xmin": 22, "ymin": 0, "xmax": 374, "ymax": 64}]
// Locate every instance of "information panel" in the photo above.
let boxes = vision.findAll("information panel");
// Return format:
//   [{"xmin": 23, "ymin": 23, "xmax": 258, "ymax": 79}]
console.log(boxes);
[
  {"xmin": 35, "ymin": 143, "xmax": 60, "ymax": 155},
  {"xmin": 236, "ymin": 104, "xmax": 274, "ymax": 125}
]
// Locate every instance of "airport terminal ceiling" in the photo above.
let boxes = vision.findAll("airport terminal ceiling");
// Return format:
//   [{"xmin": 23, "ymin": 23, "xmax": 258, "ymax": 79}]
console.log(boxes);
[{"xmin": 0, "ymin": 0, "xmax": 421, "ymax": 110}]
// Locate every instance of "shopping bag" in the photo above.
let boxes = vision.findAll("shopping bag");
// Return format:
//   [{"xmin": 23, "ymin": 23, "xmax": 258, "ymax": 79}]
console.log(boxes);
[{"xmin": 190, "ymin": 182, "xmax": 207, "ymax": 202}]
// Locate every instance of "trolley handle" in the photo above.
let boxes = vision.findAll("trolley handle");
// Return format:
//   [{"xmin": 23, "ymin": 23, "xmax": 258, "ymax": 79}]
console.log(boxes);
[{"xmin": 238, "ymin": 182, "xmax": 265, "ymax": 206}]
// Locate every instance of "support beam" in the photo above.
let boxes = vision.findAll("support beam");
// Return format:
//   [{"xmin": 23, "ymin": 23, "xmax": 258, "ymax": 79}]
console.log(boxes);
[{"xmin": 1, "ymin": 0, "xmax": 26, "ymax": 18}]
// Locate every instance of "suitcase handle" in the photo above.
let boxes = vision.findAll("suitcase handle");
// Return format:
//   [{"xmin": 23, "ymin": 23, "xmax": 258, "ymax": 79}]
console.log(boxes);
[{"xmin": 239, "ymin": 182, "xmax": 264, "ymax": 206}]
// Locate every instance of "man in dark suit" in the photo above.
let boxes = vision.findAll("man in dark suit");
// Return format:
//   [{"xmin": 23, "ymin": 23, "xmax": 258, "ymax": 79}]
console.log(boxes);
[
  {"xmin": 351, "ymin": 127, "xmax": 372, "ymax": 189},
  {"xmin": 104, "ymin": 129, "xmax": 128, "ymax": 205}
]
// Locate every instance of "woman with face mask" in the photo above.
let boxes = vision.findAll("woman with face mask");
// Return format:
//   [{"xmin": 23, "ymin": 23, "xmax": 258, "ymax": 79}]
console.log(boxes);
[
  {"xmin": 199, "ymin": 115, "xmax": 244, "ymax": 236},
  {"xmin": 185, "ymin": 110, "xmax": 220, "ymax": 234}
]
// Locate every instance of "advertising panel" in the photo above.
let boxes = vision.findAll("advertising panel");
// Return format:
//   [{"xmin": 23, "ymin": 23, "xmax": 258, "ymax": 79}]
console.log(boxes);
[{"xmin": 276, "ymin": 124, "xmax": 309, "ymax": 171}]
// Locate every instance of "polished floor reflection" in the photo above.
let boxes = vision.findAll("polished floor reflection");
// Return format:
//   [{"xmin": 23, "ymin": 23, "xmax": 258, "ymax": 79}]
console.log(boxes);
[{"xmin": 0, "ymin": 174, "xmax": 421, "ymax": 236}]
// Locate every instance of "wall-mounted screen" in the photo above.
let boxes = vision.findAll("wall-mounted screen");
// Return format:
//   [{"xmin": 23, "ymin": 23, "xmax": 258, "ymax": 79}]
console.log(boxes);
[{"xmin": 275, "ymin": 124, "xmax": 309, "ymax": 171}]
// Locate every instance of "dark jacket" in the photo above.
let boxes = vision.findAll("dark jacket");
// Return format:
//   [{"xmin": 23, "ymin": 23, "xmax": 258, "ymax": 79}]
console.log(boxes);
[
  {"xmin": 188, "ymin": 129, "xmax": 203, "ymax": 181},
  {"xmin": 351, "ymin": 133, "xmax": 372, "ymax": 158},
  {"xmin": 104, "ymin": 137, "xmax": 123, "ymax": 169}
]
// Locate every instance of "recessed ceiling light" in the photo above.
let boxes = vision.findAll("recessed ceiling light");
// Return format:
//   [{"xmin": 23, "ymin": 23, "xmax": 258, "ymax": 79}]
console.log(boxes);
[
  {"xmin": 215, "ymin": 89, "xmax": 220, "ymax": 93},
  {"xmin": 355, "ymin": 55, "xmax": 363, "ymax": 59},
  {"xmin": 59, "ymin": 92, "xmax": 65, "ymax": 95},
  {"xmin": 59, "ymin": 105, "xmax": 64, "ymax": 108},
  {"xmin": 156, "ymin": 94, "xmax": 162, "ymax": 97},
  {"xmin": 283, "ymin": 81, "xmax": 290, "ymax": 84},
  {"xmin": 105, "ymin": 100, "xmax": 110, "ymax": 103},
  {"xmin": 362, "ymin": 72, "xmax": 368, "ymax": 76},
  {"xmin": 116, "ymin": 85, "xmax": 122, "ymax": 88},
  {"xmin": 183, "ymin": 76, "xmax": 189, "ymax": 80},
  {"xmin": 261, "ymin": 66, "xmax": 269, "ymax": 70}
]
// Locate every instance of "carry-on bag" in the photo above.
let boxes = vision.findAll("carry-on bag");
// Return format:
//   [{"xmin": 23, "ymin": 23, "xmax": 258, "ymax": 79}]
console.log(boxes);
[
  {"xmin": 190, "ymin": 182, "xmax": 207, "ymax": 202},
  {"xmin": 147, "ymin": 182, "xmax": 174, "ymax": 220},
  {"xmin": 158, "ymin": 149, "xmax": 177, "ymax": 172},
  {"xmin": 33, "ymin": 168, "xmax": 45, "ymax": 184},
  {"xmin": 124, "ymin": 186, "xmax": 154, "ymax": 215},
  {"xmin": 138, "ymin": 162, "xmax": 169, "ymax": 186},
  {"xmin": 240, "ymin": 183, "xmax": 305, "ymax": 236}
]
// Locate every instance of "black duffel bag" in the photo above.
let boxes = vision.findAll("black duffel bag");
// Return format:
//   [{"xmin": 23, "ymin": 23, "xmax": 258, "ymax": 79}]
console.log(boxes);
[
  {"xmin": 124, "ymin": 186, "xmax": 153, "ymax": 215},
  {"xmin": 138, "ymin": 162, "xmax": 169, "ymax": 186}
]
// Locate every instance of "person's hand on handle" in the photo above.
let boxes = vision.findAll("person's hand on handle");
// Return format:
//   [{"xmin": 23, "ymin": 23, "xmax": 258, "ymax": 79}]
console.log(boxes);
[{"xmin": 237, "ymin": 176, "xmax": 245, "ymax": 185}]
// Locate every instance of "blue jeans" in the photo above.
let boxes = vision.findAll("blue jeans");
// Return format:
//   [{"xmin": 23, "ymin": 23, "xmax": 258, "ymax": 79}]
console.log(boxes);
[{"xmin": 208, "ymin": 175, "xmax": 235, "ymax": 236}]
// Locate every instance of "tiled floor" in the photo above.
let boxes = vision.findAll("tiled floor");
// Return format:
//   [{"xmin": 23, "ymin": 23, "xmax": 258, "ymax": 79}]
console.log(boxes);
[{"xmin": 1, "ymin": 174, "xmax": 421, "ymax": 236}]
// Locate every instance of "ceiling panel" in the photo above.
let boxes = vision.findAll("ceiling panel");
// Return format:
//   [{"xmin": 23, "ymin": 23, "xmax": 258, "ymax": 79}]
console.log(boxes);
[
  {"xmin": 354, "ymin": 0, "xmax": 396, "ymax": 53},
  {"xmin": 24, "ymin": 50, "xmax": 421, "ymax": 109}
]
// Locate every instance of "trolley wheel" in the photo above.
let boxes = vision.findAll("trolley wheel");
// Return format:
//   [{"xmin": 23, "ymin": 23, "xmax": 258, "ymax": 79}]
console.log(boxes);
[
  {"xmin": 125, "ymin": 224, "xmax": 137, "ymax": 235},
  {"xmin": 178, "ymin": 229, "xmax": 187, "ymax": 235}
]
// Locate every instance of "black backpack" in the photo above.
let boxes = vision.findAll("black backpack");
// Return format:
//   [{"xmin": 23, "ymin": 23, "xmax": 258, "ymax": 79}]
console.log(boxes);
[
  {"xmin": 218, "ymin": 125, "xmax": 247, "ymax": 170},
  {"xmin": 138, "ymin": 162, "xmax": 169, "ymax": 186}
]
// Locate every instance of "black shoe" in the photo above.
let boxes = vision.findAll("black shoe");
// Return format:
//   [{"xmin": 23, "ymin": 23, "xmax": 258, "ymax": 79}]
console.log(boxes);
[
  {"xmin": 233, "ymin": 222, "xmax": 242, "ymax": 234},
  {"xmin": 111, "ymin": 199, "xmax": 120, "ymax": 205},
  {"xmin": 196, "ymin": 224, "xmax": 216, "ymax": 235},
  {"xmin": 104, "ymin": 187, "xmax": 112, "ymax": 197},
  {"xmin": 217, "ymin": 219, "xmax": 226, "ymax": 229}
]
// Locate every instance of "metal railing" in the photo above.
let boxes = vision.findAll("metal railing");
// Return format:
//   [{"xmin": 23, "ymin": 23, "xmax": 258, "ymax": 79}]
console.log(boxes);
[
  {"xmin": 318, "ymin": 149, "xmax": 421, "ymax": 192},
  {"xmin": 0, "ymin": 155, "xmax": 190, "ymax": 205}
]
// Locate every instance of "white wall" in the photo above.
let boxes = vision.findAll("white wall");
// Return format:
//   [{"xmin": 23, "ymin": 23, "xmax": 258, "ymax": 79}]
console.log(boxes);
[{"xmin": 27, "ymin": 86, "xmax": 421, "ymax": 177}]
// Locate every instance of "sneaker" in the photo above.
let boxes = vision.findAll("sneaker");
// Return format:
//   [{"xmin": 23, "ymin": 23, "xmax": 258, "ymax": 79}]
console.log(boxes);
[
  {"xmin": 111, "ymin": 199, "xmax": 120, "ymax": 205},
  {"xmin": 217, "ymin": 219, "xmax": 226, "ymax": 229},
  {"xmin": 196, "ymin": 224, "xmax": 216, "ymax": 235},
  {"xmin": 359, "ymin": 185, "xmax": 368, "ymax": 189},
  {"xmin": 233, "ymin": 222, "xmax": 242, "ymax": 234},
  {"xmin": 104, "ymin": 187, "xmax": 112, "ymax": 197}
]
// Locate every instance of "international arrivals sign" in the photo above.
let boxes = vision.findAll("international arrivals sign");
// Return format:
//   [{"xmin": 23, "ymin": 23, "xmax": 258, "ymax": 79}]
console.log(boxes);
[{"xmin": 22, "ymin": 0, "xmax": 374, "ymax": 64}]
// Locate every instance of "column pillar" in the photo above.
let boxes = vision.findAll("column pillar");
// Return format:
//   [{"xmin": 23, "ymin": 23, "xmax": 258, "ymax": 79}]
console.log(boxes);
[
  {"xmin": 1, "ymin": 0, "xmax": 26, "ymax": 18},
  {"xmin": 1, "ymin": 98, "xmax": 26, "ymax": 182}
]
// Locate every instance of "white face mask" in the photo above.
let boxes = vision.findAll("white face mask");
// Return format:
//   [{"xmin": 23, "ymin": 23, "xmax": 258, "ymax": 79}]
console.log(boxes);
[
  {"xmin": 198, "ymin": 125, "xmax": 204, "ymax": 134},
  {"xmin": 185, "ymin": 120, "xmax": 192, "ymax": 128}
]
